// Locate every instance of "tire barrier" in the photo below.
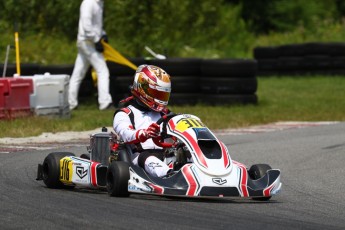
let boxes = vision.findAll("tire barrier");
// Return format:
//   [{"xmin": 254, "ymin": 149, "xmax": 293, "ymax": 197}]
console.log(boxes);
[
  {"xmin": 201, "ymin": 59, "xmax": 257, "ymax": 78},
  {"xmin": 200, "ymin": 78, "xmax": 257, "ymax": 94},
  {"xmin": 254, "ymin": 42, "xmax": 345, "ymax": 76},
  {"xmin": 149, "ymin": 58, "xmax": 201, "ymax": 76},
  {"xmin": 1, "ymin": 58, "xmax": 258, "ymax": 108},
  {"xmin": 109, "ymin": 58, "xmax": 146, "ymax": 104},
  {"xmin": 199, "ymin": 59, "xmax": 258, "ymax": 106},
  {"xmin": 0, "ymin": 63, "xmax": 39, "ymax": 76},
  {"xmin": 149, "ymin": 58, "xmax": 201, "ymax": 106},
  {"xmin": 200, "ymin": 94, "xmax": 258, "ymax": 105}
]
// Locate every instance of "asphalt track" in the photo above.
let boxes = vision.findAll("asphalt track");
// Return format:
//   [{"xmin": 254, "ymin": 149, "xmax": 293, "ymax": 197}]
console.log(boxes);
[{"xmin": 0, "ymin": 123, "xmax": 344, "ymax": 230}]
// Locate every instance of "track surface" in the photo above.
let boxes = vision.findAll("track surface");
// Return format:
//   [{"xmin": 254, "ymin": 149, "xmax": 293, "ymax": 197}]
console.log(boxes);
[{"xmin": 0, "ymin": 123, "xmax": 344, "ymax": 229}]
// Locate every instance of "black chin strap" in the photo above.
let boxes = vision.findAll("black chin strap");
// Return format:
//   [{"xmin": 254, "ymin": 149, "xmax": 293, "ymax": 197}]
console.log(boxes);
[{"xmin": 132, "ymin": 99, "xmax": 151, "ymax": 112}]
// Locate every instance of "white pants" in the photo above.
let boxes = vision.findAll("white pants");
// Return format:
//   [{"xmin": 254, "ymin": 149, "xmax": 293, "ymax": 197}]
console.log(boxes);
[
  {"xmin": 68, "ymin": 40, "xmax": 112, "ymax": 110},
  {"xmin": 133, "ymin": 154, "xmax": 170, "ymax": 177}
]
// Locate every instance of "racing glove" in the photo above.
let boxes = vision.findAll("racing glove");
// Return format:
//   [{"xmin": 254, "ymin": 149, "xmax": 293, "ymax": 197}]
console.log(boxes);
[
  {"xmin": 136, "ymin": 123, "xmax": 160, "ymax": 142},
  {"xmin": 101, "ymin": 34, "xmax": 109, "ymax": 43},
  {"xmin": 95, "ymin": 39, "xmax": 104, "ymax": 53}
]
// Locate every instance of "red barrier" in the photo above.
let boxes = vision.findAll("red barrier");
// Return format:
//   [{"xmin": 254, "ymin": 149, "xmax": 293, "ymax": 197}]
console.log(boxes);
[
  {"xmin": 0, "ymin": 79, "xmax": 8, "ymax": 119},
  {"xmin": 0, "ymin": 77, "xmax": 34, "ymax": 119}
]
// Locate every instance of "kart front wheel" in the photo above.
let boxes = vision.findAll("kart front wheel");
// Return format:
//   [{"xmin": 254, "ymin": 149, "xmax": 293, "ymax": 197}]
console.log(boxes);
[
  {"xmin": 106, "ymin": 161, "xmax": 130, "ymax": 197},
  {"xmin": 248, "ymin": 164, "xmax": 272, "ymax": 201},
  {"xmin": 42, "ymin": 152, "xmax": 75, "ymax": 189},
  {"xmin": 80, "ymin": 153, "xmax": 90, "ymax": 160}
]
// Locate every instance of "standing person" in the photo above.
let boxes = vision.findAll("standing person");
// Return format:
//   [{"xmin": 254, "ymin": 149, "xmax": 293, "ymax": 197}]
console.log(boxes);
[
  {"xmin": 113, "ymin": 65, "xmax": 172, "ymax": 177},
  {"xmin": 68, "ymin": 0, "xmax": 113, "ymax": 111}
]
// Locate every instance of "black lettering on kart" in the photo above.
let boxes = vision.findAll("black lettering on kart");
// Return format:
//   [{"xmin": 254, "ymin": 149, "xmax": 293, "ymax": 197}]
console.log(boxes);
[
  {"xmin": 76, "ymin": 166, "xmax": 88, "ymax": 179},
  {"xmin": 60, "ymin": 158, "xmax": 71, "ymax": 181}
]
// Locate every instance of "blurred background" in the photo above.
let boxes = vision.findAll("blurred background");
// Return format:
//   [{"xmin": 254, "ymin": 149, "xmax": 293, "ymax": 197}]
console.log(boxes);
[{"xmin": 1, "ymin": 0, "xmax": 345, "ymax": 64}]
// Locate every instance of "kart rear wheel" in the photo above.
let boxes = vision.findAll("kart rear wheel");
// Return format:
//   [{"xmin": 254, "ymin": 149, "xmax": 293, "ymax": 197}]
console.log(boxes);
[
  {"xmin": 42, "ymin": 152, "xmax": 75, "ymax": 189},
  {"xmin": 248, "ymin": 164, "xmax": 272, "ymax": 201},
  {"xmin": 106, "ymin": 161, "xmax": 130, "ymax": 197}
]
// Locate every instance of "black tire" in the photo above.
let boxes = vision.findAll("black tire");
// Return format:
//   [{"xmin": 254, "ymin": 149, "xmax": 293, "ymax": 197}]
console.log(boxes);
[
  {"xmin": 199, "ymin": 94, "xmax": 258, "ymax": 105},
  {"xmin": 117, "ymin": 148, "xmax": 132, "ymax": 163},
  {"xmin": 330, "ymin": 56, "xmax": 345, "ymax": 69},
  {"xmin": 325, "ymin": 42, "xmax": 345, "ymax": 56},
  {"xmin": 79, "ymin": 76, "xmax": 96, "ymax": 98},
  {"xmin": 149, "ymin": 58, "xmax": 201, "ymax": 76},
  {"xmin": 248, "ymin": 164, "xmax": 272, "ymax": 201},
  {"xmin": 169, "ymin": 93, "xmax": 199, "ymax": 106},
  {"xmin": 200, "ymin": 78, "xmax": 257, "ymax": 94},
  {"xmin": 110, "ymin": 75, "xmax": 200, "ymax": 99},
  {"xmin": 109, "ymin": 76, "xmax": 133, "ymax": 105},
  {"xmin": 110, "ymin": 76, "xmax": 133, "ymax": 94},
  {"xmin": 42, "ymin": 152, "xmax": 75, "ymax": 189},
  {"xmin": 172, "ymin": 76, "xmax": 199, "ymax": 93},
  {"xmin": 304, "ymin": 42, "xmax": 337, "ymax": 56},
  {"xmin": 303, "ymin": 55, "xmax": 332, "ymax": 71},
  {"xmin": 80, "ymin": 153, "xmax": 90, "ymax": 160},
  {"xmin": 107, "ymin": 58, "xmax": 146, "ymax": 76},
  {"xmin": 277, "ymin": 57, "xmax": 305, "ymax": 72},
  {"xmin": 37, "ymin": 64, "xmax": 74, "ymax": 75},
  {"xmin": 256, "ymin": 59, "xmax": 279, "ymax": 76},
  {"xmin": 106, "ymin": 161, "xmax": 130, "ymax": 197},
  {"xmin": 253, "ymin": 46, "xmax": 279, "ymax": 59},
  {"xmin": 0, "ymin": 63, "xmax": 39, "ymax": 76},
  {"xmin": 200, "ymin": 59, "xmax": 257, "ymax": 78},
  {"xmin": 257, "ymin": 59, "xmax": 278, "ymax": 71},
  {"xmin": 277, "ymin": 44, "xmax": 306, "ymax": 57}
]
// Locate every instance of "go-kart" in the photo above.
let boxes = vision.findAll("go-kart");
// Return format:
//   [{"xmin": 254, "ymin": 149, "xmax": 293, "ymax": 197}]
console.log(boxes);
[{"xmin": 36, "ymin": 113, "xmax": 281, "ymax": 200}]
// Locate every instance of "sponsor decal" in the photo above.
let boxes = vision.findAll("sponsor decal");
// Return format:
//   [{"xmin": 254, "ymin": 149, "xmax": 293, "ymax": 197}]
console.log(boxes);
[
  {"xmin": 212, "ymin": 178, "xmax": 227, "ymax": 185},
  {"xmin": 175, "ymin": 118, "xmax": 205, "ymax": 133},
  {"xmin": 147, "ymin": 162, "xmax": 162, "ymax": 169},
  {"xmin": 128, "ymin": 185, "xmax": 142, "ymax": 192},
  {"xmin": 76, "ymin": 166, "xmax": 88, "ymax": 179},
  {"xmin": 168, "ymin": 119, "xmax": 208, "ymax": 169},
  {"xmin": 60, "ymin": 158, "xmax": 73, "ymax": 183}
]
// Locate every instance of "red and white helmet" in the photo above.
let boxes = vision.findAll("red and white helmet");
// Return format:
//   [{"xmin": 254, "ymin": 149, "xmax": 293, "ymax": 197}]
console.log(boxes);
[{"xmin": 131, "ymin": 65, "xmax": 171, "ymax": 112}]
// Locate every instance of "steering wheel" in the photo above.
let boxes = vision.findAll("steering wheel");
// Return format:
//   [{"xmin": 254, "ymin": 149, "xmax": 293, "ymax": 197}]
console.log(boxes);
[{"xmin": 152, "ymin": 112, "xmax": 177, "ymax": 148}]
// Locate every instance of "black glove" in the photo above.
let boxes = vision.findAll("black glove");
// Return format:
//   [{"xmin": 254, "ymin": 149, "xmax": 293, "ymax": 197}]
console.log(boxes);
[
  {"xmin": 101, "ymin": 34, "xmax": 109, "ymax": 43},
  {"xmin": 94, "ymin": 39, "xmax": 104, "ymax": 52}
]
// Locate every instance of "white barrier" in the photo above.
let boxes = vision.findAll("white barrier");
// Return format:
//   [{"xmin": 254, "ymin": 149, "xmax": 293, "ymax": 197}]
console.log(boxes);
[{"xmin": 23, "ymin": 73, "xmax": 70, "ymax": 118}]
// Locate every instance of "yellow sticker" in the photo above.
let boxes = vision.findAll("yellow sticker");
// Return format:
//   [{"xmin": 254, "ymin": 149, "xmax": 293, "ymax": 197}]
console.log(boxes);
[
  {"xmin": 60, "ymin": 157, "xmax": 73, "ymax": 184},
  {"xmin": 175, "ymin": 118, "xmax": 205, "ymax": 132}
]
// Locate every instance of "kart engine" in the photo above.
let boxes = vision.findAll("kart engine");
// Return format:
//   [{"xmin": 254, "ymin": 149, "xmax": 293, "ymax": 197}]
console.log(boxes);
[{"xmin": 88, "ymin": 127, "xmax": 117, "ymax": 165}]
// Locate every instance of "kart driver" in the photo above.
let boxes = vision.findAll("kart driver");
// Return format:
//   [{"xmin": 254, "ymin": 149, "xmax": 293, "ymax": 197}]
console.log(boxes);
[{"xmin": 113, "ymin": 65, "xmax": 172, "ymax": 177}]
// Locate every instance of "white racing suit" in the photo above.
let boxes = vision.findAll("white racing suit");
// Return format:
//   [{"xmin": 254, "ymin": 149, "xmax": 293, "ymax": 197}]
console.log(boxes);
[
  {"xmin": 69, "ymin": 0, "xmax": 112, "ymax": 110},
  {"xmin": 113, "ymin": 103, "xmax": 171, "ymax": 177}
]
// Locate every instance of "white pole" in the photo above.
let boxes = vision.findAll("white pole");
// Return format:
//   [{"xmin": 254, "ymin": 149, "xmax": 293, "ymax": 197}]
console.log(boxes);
[{"xmin": 2, "ymin": 45, "xmax": 11, "ymax": 77}]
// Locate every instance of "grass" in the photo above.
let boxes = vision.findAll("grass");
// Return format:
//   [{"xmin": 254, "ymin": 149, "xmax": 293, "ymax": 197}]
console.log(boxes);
[{"xmin": 0, "ymin": 75, "xmax": 344, "ymax": 138}]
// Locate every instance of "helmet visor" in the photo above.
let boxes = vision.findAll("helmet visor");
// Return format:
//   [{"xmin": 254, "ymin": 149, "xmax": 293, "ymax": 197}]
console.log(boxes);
[{"xmin": 145, "ymin": 86, "xmax": 170, "ymax": 102}]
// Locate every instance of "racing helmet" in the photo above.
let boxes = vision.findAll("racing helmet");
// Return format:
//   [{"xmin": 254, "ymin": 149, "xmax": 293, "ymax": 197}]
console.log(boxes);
[{"xmin": 131, "ymin": 65, "xmax": 171, "ymax": 112}]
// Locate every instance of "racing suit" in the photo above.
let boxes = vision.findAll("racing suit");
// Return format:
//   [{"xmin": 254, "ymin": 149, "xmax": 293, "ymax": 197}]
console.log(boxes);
[
  {"xmin": 69, "ymin": 0, "xmax": 112, "ymax": 110},
  {"xmin": 113, "ymin": 100, "xmax": 171, "ymax": 177}
]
